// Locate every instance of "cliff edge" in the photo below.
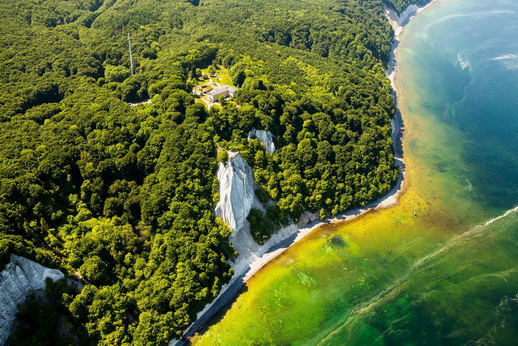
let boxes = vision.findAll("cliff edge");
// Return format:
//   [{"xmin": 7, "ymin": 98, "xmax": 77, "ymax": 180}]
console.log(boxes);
[
  {"xmin": 0, "ymin": 255, "xmax": 64, "ymax": 344},
  {"xmin": 248, "ymin": 129, "xmax": 276, "ymax": 154},
  {"xmin": 214, "ymin": 152, "xmax": 257, "ymax": 231},
  {"xmin": 384, "ymin": 3, "xmax": 420, "ymax": 34}
]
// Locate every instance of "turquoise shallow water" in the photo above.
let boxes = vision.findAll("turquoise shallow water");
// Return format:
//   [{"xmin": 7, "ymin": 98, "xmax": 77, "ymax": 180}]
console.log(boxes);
[{"xmin": 194, "ymin": 1, "xmax": 518, "ymax": 344}]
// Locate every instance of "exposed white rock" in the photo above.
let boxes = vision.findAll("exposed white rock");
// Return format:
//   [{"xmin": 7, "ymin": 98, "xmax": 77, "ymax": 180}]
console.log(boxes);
[
  {"xmin": 214, "ymin": 151, "xmax": 269, "ymax": 274},
  {"xmin": 248, "ymin": 128, "xmax": 276, "ymax": 154},
  {"xmin": 213, "ymin": 150, "xmax": 320, "ymax": 275},
  {"xmin": 297, "ymin": 211, "xmax": 320, "ymax": 228},
  {"xmin": 384, "ymin": 3, "xmax": 420, "ymax": 33},
  {"xmin": 213, "ymin": 150, "xmax": 321, "ymax": 275},
  {"xmin": 0, "ymin": 255, "xmax": 64, "ymax": 344},
  {"xmin": 214, "ymin": 152, "xmax": 257, "ymax": 232},
  {"xmin": 228, "ymin": 220, "xmax": 261, "ymax": 274}
]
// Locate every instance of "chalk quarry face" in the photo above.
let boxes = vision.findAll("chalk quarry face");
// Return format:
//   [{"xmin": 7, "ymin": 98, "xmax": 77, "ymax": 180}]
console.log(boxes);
[{"xmin": 0, "ymin": 255, "xmax": 64, "ymax": 344}]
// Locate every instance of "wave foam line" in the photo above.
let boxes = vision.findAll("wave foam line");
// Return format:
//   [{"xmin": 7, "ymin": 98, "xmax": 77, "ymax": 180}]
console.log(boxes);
[{"xmin": 317, "ymin": 206, "xmax": 518, "ymax": 345}]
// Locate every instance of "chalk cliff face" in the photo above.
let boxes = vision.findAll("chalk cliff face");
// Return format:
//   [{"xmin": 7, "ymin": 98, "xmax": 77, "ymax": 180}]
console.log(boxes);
[
  {"xmin": 248, "ymin": 129, "xmax": 276, "ymax": 154},
  {"xmin": 213, "ymin": 151, "xmax": 270, "ymax": 273},
  {"xmin": 0, "ymin": 255, "xmax": 64, "ymax": 344},
  {"xmin": 384, "ymin": 3, "xmax": 420, "ymax": 31},
  {"xmin": 214, "ymin": 152, "xmax": 257, "ymax": 232},
  {"xmin": 213, "ymin": 151, "xmax": 319, "ymax": 275}
]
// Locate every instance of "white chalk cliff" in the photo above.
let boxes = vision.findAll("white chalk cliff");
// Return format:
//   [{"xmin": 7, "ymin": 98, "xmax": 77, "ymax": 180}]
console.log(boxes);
[
  {"xmin": 214, "ymin": 151, "xmax": 268, "ymax": 273},
  {"xmin": 0, "ymin": 255, "xmax": 64, "ymax": 344},
  {"xmin": 214, "ymin": 152, "xmax": 257, "ymax": 232},
  {"xmin": 248, "ymin": 129, "xmax": 276, "ymax": 154},
  {"xmin": 384, "ymin": 3, "xmax": 420, "ymax": 34},
  {"xmin": 213, "ymin": 151, "xmax": 319, "ymax": 274}
]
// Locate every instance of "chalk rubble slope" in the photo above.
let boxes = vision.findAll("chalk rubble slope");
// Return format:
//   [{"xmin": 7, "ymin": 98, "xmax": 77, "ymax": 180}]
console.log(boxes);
[{"xmin": 384, "ymin": 3, "xmax": 420, "ymax": 33}]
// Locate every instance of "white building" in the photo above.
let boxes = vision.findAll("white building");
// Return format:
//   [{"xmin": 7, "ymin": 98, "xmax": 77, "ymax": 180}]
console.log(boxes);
[{"xmin": 207, "ymin": 85, "xmax": 238, "ymax": 102}]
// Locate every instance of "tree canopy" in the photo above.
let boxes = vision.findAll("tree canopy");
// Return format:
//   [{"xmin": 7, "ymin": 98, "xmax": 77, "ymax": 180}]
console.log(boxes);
[{"xmin": 0, "ymin": 0, "xmax": 419, "ymax": 343}]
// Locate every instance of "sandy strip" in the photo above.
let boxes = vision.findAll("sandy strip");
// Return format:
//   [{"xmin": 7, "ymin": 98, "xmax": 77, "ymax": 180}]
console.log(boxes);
[{"xmin": 243, "ymin": 180, "xmax": 405, "ymax": 280}]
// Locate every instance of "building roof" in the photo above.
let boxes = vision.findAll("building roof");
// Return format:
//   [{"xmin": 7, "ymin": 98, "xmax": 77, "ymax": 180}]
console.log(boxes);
[{"xmin": 207, "ymin": 85, "xmax": 238, "ymax": 95}]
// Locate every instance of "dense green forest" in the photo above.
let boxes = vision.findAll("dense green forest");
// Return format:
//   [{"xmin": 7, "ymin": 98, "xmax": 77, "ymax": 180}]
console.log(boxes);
[{"xmin": 0, "ymin": 0, "xmax": 421, "ymax": 344}]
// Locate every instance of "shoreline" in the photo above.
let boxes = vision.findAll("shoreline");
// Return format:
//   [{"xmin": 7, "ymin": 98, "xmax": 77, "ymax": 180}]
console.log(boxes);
[
  {"xmin": 387, "ymin": 0, "xmax": 442, "ymax": 87},
  {"xmin": 270, "ymin": 0, "xmax": 444, "ymax": 276},
  {"xmin": 172, "ymin": 1, "xmax": 440, "ymax": 343}
]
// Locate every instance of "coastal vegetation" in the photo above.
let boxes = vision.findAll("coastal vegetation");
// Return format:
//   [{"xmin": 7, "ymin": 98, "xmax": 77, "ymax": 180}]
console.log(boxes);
[
  {"xmin": 388, "ymin": 0, "xmax": 431, "ymax": 13},
  {"xmin": 0, "ymin": 0, "xmax": 414, "ymax": 343}
]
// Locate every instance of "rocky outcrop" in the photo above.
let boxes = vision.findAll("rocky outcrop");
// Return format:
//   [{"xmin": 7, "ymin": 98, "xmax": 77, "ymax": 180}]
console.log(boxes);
[
  {"xmin": 213, "ymin": 150, "xmax": 320, "ymax": 274},
  {"xmin": 214, "ymin": 151, "xmax": 266, "ymax": 273},
  {"xmin": 398, "ymin": 4, "xmax": 420, "ymax": 25},
  {"xmin": 0, "ymin": 255, "xmax": 64, "ymax": 344},
  {"xmin": 248, "ymin": 129, "xmax": 276, "ymax": 154},
  {"xmin": 213, "ymin": 151, "xmax": 322, "ymax": 269},
  {"xmin": 297, "ymin": 211, "xmax": 320, "ymax": 228},
  {"xmin": 215, "ymin": 152, "xmax": 257, "ymax": 232}
]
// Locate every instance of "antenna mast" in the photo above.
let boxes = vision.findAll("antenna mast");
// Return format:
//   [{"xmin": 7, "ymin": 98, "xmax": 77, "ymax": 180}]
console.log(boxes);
[{"xmin": 127, "ymin": 33, "xmax": 134, "ymax": 75}]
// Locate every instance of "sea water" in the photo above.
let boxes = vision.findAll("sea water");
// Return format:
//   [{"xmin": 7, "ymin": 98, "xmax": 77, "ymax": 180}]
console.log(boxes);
[{"xmin": 193, "ymin": 0, "xmax": 518, "ymax": 344}]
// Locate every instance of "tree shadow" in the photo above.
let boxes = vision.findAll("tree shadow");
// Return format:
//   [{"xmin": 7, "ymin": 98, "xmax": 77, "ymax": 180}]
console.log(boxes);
[{"xmin": 176, "ymin": 285, "xmax": 250, "ymax": 345}]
